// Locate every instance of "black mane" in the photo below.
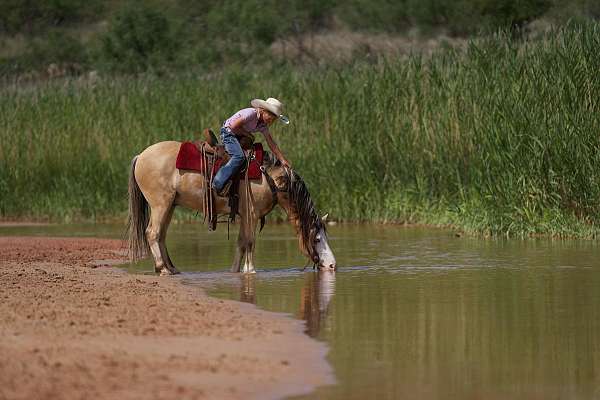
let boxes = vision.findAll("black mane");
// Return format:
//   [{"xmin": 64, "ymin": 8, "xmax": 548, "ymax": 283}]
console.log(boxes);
[{"xmin": 286, "ymin": 170, "xmax": 325, "ymax": 261}]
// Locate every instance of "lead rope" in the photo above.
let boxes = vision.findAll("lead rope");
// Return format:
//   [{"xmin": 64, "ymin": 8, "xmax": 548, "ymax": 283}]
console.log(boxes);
[
  {"xmin": 201, "ymin": 144, "xmax": 209, "ymax": 224},
  {"xmin": 225, "ymin": 148, "xmax": 254, "ymax": 241},
  {"xmin": 201, "ymin": 144, "xmax": 215, "ymax": 230},
  {"xmin": 245, "ymin": 150, "xmax": 256, "ymax": 233},
  {"xmin": 202, "ymin": 146, "xmax": 214, "ymax": 229},
  {"xmin": 208, "ymin": 149, "xmax": 216, "ymax": 230}
]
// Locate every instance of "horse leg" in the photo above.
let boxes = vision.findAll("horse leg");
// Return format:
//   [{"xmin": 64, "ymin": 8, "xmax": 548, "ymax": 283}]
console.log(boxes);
[
  {"xmin": 231, "ymin": 235, "xmax": 245, "ymax": 273},
  {"xmin": 159, "ymin": 205, "xmax": 178, "ymax": 273},
  {"xmin": 146, "ymin": 204, "xmax": 179, "ymax": 275},
  {"xmin": 240, "ymin": 216, "xmax": 259, "ymax": 274},
  {"xmin": 231, "ymin": 217, "xmax": 258, "ymax": 273}
]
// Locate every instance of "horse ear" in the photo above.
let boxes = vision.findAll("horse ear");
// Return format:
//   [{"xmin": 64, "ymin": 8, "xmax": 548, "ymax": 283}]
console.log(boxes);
[{"xmin": 321, "ymin": 213, "xmax": 329, "ymax": 222}]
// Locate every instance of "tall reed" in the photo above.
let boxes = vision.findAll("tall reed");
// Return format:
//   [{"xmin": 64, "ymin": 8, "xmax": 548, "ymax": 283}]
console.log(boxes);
[{"xmin": 2, "ymin": 23, "xmax": 599, "ymax": 237}]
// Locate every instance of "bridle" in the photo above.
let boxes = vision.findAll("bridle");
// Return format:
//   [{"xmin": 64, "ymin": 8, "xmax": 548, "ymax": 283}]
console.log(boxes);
[{"xmin": 308, "ymin": 221, "xmax": 326, "ymax": 267}]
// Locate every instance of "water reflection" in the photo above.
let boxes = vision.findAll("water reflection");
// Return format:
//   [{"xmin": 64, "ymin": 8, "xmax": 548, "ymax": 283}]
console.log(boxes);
[
  {"xmin": 32, "ymin": 223, "xmax": 597, "ymax": 400},
  {"xmin": 240, "ymin": 274, "xmax": 257, "ymax": 304},
  {"xmin": 236, "ymin": 270, "xmax": 337, "ymax": 338},
  {"xmin": 299, "ymin": 272, "xmax": 336, "ymax": 337}
]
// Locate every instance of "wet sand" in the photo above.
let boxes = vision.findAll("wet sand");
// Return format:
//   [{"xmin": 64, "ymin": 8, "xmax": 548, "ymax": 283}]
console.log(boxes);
[{"xmin": 0, "ymin": 236, "xmax": 333, "ymax": 400}]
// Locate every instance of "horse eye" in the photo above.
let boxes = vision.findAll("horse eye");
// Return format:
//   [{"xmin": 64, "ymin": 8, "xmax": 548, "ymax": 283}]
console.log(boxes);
[{"xmin": 315, "ymin": 237, "xmax": 321, "ymax": 243}]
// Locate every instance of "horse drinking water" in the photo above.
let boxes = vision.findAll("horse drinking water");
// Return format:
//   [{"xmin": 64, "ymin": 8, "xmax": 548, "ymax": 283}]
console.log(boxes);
[{"xmin": 127, "ymin": 140, "xmax": 336, "ymax": 275}]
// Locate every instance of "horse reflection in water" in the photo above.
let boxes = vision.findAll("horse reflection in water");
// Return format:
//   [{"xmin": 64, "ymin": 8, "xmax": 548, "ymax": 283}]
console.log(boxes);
[
  {"xmin": 299, "ymin": 272, "xmax": 336, "ymax": 337},
  {"xmin": 240, "ymin": 274, "xmax": 257, "ymax": 304},
  {"xmin": 238, "ymin": 272, "xmax": 336, "ymax": 337}
]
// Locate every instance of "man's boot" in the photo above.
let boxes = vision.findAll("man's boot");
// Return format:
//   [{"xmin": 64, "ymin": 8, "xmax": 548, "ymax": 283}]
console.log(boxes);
[{"xmin": 216, "ymin": 180, "xmax": 232, "ymax": 198}]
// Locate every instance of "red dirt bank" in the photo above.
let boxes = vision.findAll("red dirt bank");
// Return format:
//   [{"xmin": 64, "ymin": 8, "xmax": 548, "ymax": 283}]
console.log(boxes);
[{"xmin": 0, "ymin": 236, "xmax": 333, "ymax": 400}]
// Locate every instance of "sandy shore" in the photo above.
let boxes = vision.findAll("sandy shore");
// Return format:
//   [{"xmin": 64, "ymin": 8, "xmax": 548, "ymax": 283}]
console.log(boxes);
[{"xmin": 0, "ymin": 236, "xmax": 333, "ymax": 400}]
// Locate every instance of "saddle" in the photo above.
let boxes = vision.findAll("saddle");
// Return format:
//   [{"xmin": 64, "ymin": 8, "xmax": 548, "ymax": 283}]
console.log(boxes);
[
  {"xmin": 195, "ymin": 128, "xmax": 255, "ymax": 157},
  {"xmin": 176, "ymin": 129, "xmax": 263, "ymax": 175},
  {"xmin": 175, "ymin": 129, "xmax": 265, "ymax": 230}
]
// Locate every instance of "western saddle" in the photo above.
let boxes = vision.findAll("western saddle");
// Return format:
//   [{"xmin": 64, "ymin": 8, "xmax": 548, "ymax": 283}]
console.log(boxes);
[{"xmin": 195, "ymin": 128, "xmax": 256, "ymax": 231}]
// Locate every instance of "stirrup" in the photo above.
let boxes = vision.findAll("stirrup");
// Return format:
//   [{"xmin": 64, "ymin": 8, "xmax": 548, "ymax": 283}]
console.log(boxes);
[{"xmin": 209, "ymin": 214, "xmax": 218, "ymax": 231}]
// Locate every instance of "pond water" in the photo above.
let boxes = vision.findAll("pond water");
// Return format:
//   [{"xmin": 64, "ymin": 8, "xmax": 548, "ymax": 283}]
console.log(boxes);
[{"xmin": 3, "ymin": 222, "xmax": 600, "ymax": 399}]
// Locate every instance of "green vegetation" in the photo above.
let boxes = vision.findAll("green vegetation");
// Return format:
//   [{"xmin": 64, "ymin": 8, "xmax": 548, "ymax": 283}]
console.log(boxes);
[
  {"xmin": 1, "ymin": 23, "xmax": 599, "ymax": 237},
  {"xmin": 1, "ymin": 0, "xmax": 599, "ymax": 76}
]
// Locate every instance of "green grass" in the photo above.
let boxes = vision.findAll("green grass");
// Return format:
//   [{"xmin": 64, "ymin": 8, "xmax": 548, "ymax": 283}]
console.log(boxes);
[{"xmin": 2, "ymin": 22, "xmax": 600, "ymax": 237}]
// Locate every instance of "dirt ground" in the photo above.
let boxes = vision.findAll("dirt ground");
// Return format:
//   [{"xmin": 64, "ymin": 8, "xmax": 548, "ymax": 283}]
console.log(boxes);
[{"xmin": 0, "ymin": 236, "xmax": 333, "ymax": 400}]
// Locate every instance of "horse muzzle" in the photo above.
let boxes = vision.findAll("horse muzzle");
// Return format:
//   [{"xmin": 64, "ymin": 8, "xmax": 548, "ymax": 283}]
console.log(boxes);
[{"xmin": 318, "ymin": 262, "xmax": 337, "ymax": 271}]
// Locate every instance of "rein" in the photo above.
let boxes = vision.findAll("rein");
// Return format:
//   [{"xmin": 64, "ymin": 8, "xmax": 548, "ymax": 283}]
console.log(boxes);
[
  {"xmin": 258, "ymin": 165, "xmax": 287, "ymax": 233},
  {"xmin": 201, "ymin": 144, "xmax": 216, "ymax": 229},
  {"xmin": 260, "ymin": 165, "xmax": 286, "ymax": 207}
]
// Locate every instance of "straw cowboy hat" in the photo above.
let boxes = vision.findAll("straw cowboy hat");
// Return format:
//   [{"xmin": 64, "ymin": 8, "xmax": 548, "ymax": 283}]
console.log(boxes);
[{"xmin": 251, "ymin": 97, "xmax": 290, "ymax": 124}]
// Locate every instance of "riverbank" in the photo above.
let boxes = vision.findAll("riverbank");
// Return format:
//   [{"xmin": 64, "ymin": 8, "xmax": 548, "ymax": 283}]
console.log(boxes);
[
  {"xmin": 3, "ymin": 23, "xmax": 600, "ymax": 238},
  {"xmin": 0, "ymin": 236, "xmax": 333, "ymax": 400}
]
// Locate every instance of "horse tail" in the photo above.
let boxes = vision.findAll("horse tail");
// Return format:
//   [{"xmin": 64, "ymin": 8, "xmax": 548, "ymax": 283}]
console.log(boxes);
[{"xmin": 127, "ymin": 156, "xmax": 150, "ymax": 262}]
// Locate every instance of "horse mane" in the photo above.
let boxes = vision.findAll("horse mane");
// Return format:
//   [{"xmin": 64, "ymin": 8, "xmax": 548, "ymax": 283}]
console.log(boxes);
[{"xmin": 285, "ymin": 169, "xmax": 325, "ymax": 261}]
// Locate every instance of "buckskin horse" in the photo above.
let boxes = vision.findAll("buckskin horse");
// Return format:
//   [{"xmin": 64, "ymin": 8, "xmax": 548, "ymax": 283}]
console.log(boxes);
[{"xmin": 127, "ymin": 140, "xmax": 336, "ymax": 275}]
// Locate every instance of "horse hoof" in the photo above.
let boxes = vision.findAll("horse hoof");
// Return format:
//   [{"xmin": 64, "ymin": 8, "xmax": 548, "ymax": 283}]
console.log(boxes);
[
  {"xmin": 160, "ymin": 268, "xmax": 180, "ymax": 276},
  {"xmin": 241, "ymin": 269, "xmax": 257, "ymax": 275}
]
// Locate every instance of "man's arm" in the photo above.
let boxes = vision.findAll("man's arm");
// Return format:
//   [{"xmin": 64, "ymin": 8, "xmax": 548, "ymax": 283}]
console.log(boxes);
[{"xmin": 261, "ymin": 130, "xmax": 291, "ymax": 168}]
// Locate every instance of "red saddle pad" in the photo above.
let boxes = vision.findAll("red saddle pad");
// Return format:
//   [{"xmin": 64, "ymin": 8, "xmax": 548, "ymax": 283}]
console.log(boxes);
[
  {"xmin": 175, "ymin": 142, "xmax": 264, "ymax": 180},
  {"xmin": 175, "ymin": 142, "xmax": 203, "ymax": 171}
]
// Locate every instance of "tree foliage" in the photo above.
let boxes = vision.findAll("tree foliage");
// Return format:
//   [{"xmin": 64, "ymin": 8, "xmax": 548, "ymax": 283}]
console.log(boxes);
[
  {"xmin": 0, "ymin": 0, "xmax": 103, "ymax": 35},
  {"xmin": 1, "ymin": 0, "xmax": 598, "ymax": 76},
  {"xmin": 98, "ymin": 2, "xmax": 180, "ymax": 73}
]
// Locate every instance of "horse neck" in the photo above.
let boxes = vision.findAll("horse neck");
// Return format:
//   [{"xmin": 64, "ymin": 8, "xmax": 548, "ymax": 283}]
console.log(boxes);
[
  {"xmin": 284, "ymin": 202, "xmax": 312, "ymax": 257},
  {"xmin": 271, "ymin": 166, "xmax": 317, "ymax": 257}
]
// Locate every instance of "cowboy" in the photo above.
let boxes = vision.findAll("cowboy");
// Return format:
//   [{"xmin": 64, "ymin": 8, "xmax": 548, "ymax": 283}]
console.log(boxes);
[{"xmin": 212, "ymin": 97, "xmax": 292, "ymax": 197}]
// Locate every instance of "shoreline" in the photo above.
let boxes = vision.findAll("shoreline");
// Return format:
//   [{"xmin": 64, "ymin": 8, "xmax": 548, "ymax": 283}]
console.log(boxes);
[{"xmin": 0, "ymin": 236, "xmax": 334, "ymax": 400}]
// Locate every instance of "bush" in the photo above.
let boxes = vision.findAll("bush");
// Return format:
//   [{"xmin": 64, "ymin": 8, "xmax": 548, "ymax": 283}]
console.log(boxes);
[
  {"xmin": 0, "ymin": 30, "xmax": 88, "ymax": 77},
  {"xmin": 0, "ymin": 0, "xmax": 103, "ymax": 35},
  {"xmin": 335, "ymin": 0, "xmax": 408, "ymax": 32},
  {"xmin": 28, "ymin": 31, "xmax": 88, "ymax": 66},
  {"xmin": 336, "ymin": 0, "xmax": 554, "ymax": 35},
  {"xmin": 97, "ymin": 1, "xmax": 180, "ymax": 73}
]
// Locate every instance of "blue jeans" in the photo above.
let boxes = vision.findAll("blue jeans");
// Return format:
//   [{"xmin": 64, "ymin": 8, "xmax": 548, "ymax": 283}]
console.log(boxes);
[{"xmin": 212, "ymin": 127, "xmax": 245, "ymax": 191}]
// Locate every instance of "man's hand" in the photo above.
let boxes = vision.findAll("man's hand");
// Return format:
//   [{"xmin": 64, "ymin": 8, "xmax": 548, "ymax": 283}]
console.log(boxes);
[{"xmin": 262, "ymin": 131, "xmax": 291, "ymax": 169}]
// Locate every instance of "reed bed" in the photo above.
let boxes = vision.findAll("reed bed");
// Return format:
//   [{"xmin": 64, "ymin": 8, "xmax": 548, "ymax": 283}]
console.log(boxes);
[{"xmin": 2, "ymin": 23, "xmax": 599, "ymax": 237}]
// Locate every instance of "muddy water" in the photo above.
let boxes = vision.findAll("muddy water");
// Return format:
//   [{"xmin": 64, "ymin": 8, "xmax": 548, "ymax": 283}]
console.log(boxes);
[
  {"xmin": 195, "ymin": 224, "xmax": 600, "ymax": 400},
  {"xmin": 3, "ymin": 223, "xmax": 600, "ymax": 399}
]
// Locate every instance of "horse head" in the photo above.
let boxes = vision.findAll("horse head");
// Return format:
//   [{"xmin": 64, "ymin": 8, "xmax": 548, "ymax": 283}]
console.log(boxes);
[
  {"xmin": 270, "ymin": 165, "xmax": 336, "ymax": 271},
  {"xmin": 311, "ymin": 213, "xmax": 336, "ymax": 271}
]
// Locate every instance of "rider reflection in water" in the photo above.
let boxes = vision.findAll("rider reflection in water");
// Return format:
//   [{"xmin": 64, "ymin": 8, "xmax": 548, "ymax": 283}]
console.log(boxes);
[{"xmin": 211, "ymin": 98, "xmax": 292, "ymax": 197}]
